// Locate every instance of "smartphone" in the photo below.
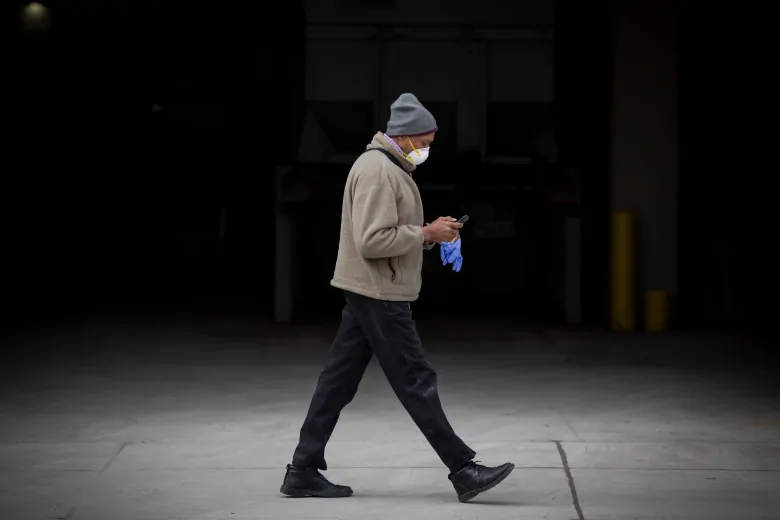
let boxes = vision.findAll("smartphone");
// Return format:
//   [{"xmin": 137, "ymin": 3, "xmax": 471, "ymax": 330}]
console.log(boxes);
[{"xmin": 457, "ymin": 215, "xmax": 470, "ymax": 224}]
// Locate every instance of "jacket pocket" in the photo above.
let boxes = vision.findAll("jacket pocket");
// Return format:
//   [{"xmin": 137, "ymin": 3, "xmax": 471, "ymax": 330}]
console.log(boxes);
[{"xmin": 388, "ymin": 257, "xmax": 402, "ymax": 285}]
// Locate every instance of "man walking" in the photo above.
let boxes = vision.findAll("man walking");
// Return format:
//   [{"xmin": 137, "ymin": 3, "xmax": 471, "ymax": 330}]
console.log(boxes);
[{"xmin": 281, "ymin": 93, "xmax": 514, "ymax": 503}]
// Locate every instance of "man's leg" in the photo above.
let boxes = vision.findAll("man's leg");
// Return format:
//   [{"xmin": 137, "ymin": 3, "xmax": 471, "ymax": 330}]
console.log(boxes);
[
  {"xmin": 346, "ymin": 291, "xmax": 514, "ymax": 502},
  {"xmin": 345, "ymin": 291, "xmax": 475, "ymax": 472},
  {"xmin": 282, "ymin": 296, "xmax": 372, "ymax": 498},
  {"xmin": 291, "ymin": 299, "xmax": 373, "ymax": 470}
]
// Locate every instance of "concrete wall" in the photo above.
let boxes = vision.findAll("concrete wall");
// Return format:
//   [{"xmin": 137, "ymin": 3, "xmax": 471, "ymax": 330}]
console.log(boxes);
[
  {"xmin": 299, "ymin": 0, "xmax": 554, "ymax": 161},
  {"xmin": 609, "ymin": 0, "xmax": 678, "ymax": 319}
]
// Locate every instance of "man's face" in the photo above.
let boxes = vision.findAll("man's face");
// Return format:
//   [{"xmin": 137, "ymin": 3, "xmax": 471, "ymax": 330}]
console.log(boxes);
[{"xmin": 397, "ymin": 132, "xmax": 435, "ymax": 155}]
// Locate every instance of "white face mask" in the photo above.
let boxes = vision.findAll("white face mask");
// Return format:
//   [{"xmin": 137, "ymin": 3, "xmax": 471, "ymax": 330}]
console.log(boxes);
[{"xmin": 407, "ymin": 147, "xmax": 429, "ymax": 166}]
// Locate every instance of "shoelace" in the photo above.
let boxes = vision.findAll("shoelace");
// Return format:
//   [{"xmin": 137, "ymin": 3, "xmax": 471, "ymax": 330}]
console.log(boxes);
[{"xmin": 471, "ymin": 460, "xmax": 488, "ymax": 477}]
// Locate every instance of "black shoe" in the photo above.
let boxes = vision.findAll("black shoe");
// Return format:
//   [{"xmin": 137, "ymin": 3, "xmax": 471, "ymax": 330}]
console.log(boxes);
[
  {"xmin": 448, "ymin": 461, "xmax": 515, "ymax": 503},
  {"xmin": 280, "ymin": 464, "xmax": 353, "ymax": 498}
]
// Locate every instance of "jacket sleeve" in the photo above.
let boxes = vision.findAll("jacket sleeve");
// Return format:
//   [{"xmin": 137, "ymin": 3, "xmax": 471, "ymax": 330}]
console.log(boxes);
[
  {"xmin": 422, "ymin": 222, "xmax": 436, "ymax": 250},
  {"xmin": 352, "ymin": 171, "xmax": 424, "ymax": 259}
]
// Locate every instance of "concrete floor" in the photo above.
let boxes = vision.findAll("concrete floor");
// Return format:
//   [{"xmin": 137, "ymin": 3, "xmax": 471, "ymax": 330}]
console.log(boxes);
[{"xmin": 1, "ymin": 316, "xmax": 779, "ymax": 520}]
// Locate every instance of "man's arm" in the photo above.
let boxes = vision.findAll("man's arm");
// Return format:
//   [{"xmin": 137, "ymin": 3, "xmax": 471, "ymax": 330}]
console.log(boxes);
[{"xmin": 352, "ymin": 172, "xmax": 425, "ymax": 259}]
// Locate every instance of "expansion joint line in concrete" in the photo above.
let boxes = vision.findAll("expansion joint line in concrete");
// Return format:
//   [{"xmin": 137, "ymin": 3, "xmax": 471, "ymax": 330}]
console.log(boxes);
[
  {"xmin": 555, "ymin": 440, "xmax": 585, "ymax": 520},
  {"xmin": 100, "ymin": 441, "xmax": 132, "ymax": 473}
]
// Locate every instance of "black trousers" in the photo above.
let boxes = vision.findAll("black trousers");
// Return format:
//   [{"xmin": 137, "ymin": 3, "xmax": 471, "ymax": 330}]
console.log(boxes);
[{"xmin": 292, "ymin": 290, "xmax": 476, "ymax": 473}]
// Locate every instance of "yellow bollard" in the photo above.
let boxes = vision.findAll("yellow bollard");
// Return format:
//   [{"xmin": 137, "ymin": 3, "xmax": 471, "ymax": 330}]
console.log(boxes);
[
  {"xmin": 645, "ymin": 290, "xmax": 669, "ymax": 332},
  {"xmin": 610, "ymin": 211, "xmax": 635, "ymax": 331}
]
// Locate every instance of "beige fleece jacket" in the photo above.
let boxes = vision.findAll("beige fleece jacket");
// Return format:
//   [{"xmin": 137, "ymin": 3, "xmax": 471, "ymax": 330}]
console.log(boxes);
[{"xmin": 330, "ymin": 132, "xmax": 430, "ymax": 302}]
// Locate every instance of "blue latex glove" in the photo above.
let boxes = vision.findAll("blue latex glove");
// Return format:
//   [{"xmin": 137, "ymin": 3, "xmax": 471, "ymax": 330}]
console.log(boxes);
[{"xmin": 440, "ymin": 238, "xmax": 463, "ymax": 272}]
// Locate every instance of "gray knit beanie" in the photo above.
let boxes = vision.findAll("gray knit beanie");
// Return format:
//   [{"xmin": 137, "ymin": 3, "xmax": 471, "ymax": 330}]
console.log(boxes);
[{"xmin": 385, "ymin": 93, "xmax": 438, "ymax": 137}]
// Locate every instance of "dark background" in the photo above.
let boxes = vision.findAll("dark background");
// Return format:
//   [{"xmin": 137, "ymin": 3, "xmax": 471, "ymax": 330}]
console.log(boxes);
[{"xmin": 4, "ymin": 0, "xmax": 773, "ymax": 341}]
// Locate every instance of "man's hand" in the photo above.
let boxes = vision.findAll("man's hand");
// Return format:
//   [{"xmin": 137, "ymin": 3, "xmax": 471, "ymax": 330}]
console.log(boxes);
[{"xmin": 423, "ymin": 217, "xmax": 463, "ymax": 243}]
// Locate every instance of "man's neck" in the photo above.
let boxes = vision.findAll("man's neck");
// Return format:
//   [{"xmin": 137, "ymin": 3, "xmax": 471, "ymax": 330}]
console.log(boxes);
[{"xmin": 383, "ymin": 133, "xmax": 408, "ymax": 158}]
